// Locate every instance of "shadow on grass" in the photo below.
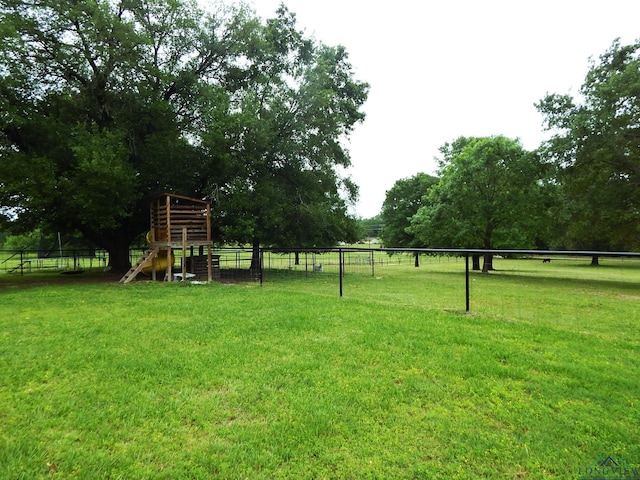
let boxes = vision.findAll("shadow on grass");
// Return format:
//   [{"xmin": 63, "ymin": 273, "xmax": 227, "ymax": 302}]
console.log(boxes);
[
  {"xmin": 0, "ymin": 270, "xmax": 119, "ymax": 292},
  {"xmin": 474, "ymin": 268, "xmax": 640, "ymax": 293}
]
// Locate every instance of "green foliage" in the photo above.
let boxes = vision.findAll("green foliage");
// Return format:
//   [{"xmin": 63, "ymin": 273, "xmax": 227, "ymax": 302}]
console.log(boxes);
[
  {"xmin": 537, "ymin": 39, "xmax": 640, "ymax": 250},
  {"xmin": 210, "ymin": 9, "xmax": 368, "ymax": 250},
  {"xmin": 357, "ymin": 214, "xmax": 384, "ymax": 239},
  {"xmin": 0, "ymin": 0, "xmax": 246, "ymax": 269},
  {"xmin": 381, "ymin": 172, "xmax": 438, "ymax": 247},
  {"xmin": 408, "ymin": 136, "xmax": 549, "ymax": 255},
  {"xmin": 1, "ymin": 229, "xmax": 45, "ymax": 250},
  {"xmin": 0, "ymin": 0, "xmax": 368, "ymax": 270}
]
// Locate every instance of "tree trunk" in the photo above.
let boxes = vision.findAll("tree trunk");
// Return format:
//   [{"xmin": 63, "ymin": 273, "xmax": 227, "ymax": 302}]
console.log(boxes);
[
  {"xmin": 472, "ymin": 254, "xmax": 481, "ymax": 271},
  {"xmin": 77, "ymin": 226, "xmax": 135, "ymax": 274},
  {"xmin": 590, "ymin": 255, "xmax": 600, "ymax": 266},
  {"xmin": 295, "ymin": 251, "xmax": 300, "ymax": 265},
  {"xmin": 107, "ymin": 238, "xmax": 133, "ymax": 274},
  {"xmin": 482, "ymin": 253, "xmax": 494, "ymax": 273},
  {"xmin": 250, "ymin": 237, "xmax": 261, "ymax": 274}
]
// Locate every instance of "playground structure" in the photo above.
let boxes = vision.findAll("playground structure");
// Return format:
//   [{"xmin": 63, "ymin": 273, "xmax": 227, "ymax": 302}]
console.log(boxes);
[{"xmin": 120, "ymin": 193, "xmax": 214, "ymax": 284}]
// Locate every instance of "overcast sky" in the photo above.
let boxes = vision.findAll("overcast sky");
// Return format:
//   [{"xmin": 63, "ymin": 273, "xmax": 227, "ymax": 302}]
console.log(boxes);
[{"xmin": 238, "ymin": 0, "xmax": 640, "ymax": 218}]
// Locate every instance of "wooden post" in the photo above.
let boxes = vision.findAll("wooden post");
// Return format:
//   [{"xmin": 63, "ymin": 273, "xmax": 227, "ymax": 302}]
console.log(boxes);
[
  {"xmin": 166, "ymin": 194, "xmax": 171, "ymax": 243},
  {"xmin": 151, "ymin": 250, "xmax": 157, "ymax": 281},
  {"xmin": 182, "ymin": 227, "xmax": 187, "ymax": 281},
  {"xmin": 150, "ymin": 199, "xmax": 154, "ymax": 242},
  {"xmin": 371, "ymin": 250, "xmax": 374, "ymax": 277},
  {"xmin": 166, "ymin": 247, "xmax": 172, "ymax": 281},
  {"xmin": 207, "ymin": 245, "xmax": 212, "ymax": 282},
  {"xmin": 206, "ymin": 203, "xmax": 211, "ymax": 242}
]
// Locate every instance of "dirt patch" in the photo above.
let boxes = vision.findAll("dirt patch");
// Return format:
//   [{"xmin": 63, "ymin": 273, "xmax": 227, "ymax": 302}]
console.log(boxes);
[{"xmin": 617, "ymin": 293, "xmax": 640, "ymax": 300}]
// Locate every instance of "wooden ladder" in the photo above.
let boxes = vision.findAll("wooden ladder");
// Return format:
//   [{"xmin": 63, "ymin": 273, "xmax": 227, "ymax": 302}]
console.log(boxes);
[{"xmin": 119, "ymin": 247, "xmax": 160, "ymax": 284}]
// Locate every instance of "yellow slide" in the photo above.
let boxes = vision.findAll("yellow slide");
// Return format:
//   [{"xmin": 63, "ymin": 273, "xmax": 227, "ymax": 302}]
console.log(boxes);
[{"xmin": 141, "ymin": 232, "xmax": 175, "ymax": 274}]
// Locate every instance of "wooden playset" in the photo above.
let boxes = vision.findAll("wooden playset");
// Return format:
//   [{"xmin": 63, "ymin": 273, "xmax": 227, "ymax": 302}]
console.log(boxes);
[{"xmin": 120, "ymin": 193, "xmax": 215, "ymax": 284}]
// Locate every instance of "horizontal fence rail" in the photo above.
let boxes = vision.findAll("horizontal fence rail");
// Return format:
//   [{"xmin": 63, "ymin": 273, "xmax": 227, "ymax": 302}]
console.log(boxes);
[{"xmin": 260, "ymin": 247, "xmax": 640, "ymax": 311}]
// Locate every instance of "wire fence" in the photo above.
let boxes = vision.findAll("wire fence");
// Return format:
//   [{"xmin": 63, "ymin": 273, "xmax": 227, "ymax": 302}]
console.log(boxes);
[
  {"xmin": 260, "ymin": 248, "xmax": 461, "ymax": 277},
  {"xmin": 4, "ymin": 246, "xmax": 639, "ymax": 278},
  {"xmin": 3, "ymin": 246, "xmax": 640, "ymax": 314},
  {"xmin": 260, "ymin": 247, "xmax": 640, "ymax": 309},
  {"xmin": 0, "ymin": 248, "xmax": 109, "ymax": 275}
]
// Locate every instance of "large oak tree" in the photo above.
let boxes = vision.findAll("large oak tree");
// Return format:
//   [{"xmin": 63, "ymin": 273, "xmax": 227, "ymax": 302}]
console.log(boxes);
[
  {"xmin": 380, "ymin": 172, "xmax": 437, "ymax": 267},
  {"xmin": 536, "ymin": 39, "xmax": 640, "ymax": 260},
  {"xmin": 208, "ymin": 13, "xmax": 368, "ymax": 270},
  {"xmin": 408, "ymin": 136, "xmax": 549, "ymax": 272},
  {"xmin": 0, "ymin": 0, "xmax": 368, "ymax": 272},
  {"xmin": 381, "ymin": 172, "xmax": 438, "ymax": 249}
]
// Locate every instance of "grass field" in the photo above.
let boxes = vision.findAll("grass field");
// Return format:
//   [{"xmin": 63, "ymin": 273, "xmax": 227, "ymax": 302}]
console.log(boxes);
[{"xmin": 1, "ymin": 257, "xmax": 639, "ymax": 479}]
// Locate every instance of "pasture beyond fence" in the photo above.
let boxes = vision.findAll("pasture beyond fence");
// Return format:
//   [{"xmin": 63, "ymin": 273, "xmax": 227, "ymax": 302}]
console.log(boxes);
[
  {"xmin": 2, "ymin": 246, "xmax": 640, "ymax": 313},
  {"xmin": 0, "ymin": 248, "xmax": 109, "ymax": 275}
]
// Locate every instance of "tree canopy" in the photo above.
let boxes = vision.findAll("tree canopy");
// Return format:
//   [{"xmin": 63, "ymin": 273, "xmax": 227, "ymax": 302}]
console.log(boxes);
[
  {"xmin": 536, "ymin": 39, "xmax": 640, "ymax": 253},
  {"xmin": 210, "ymin": 22, "xmax": 367, "ymax": 267},
  {"xmin": 0, "ymin": 0, "xmax": 368, "ymax": 271},
  {"xmin": 357, "ymin": 215, "xmax": 383, "ymax": 240},
  {"xmin": 408, "ymin": 136, "xmax": 548, "ymax": 271},
  {"xmin": 380, "ymin": 172, "xmax": 438, "ymax": 248}
]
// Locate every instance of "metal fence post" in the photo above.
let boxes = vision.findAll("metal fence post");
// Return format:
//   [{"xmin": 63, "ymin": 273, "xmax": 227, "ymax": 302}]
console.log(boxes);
[
  {"xmin": 259, "ymin": 248, "xmax": 264, "ymax": 286},
  {"xmin": 371, "ymin": 250, "xmax": 375, "ymax": 277},
  {"xmin": 339, "ymin": 248, "xmax": 343, "ymax": 297},
  {"xmin": 465, "ymin": 254, "xmax": 470, "ymax": 312}
]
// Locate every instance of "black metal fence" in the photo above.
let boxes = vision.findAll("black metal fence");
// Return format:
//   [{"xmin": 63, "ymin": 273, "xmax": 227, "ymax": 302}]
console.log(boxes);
[
  {"xmin": 259, "ymin": 247, "xmax": 640, "ymax": 309},
  {"xmin": 3, "ymin": 246, "xmax": 640, "ymax": 312}
]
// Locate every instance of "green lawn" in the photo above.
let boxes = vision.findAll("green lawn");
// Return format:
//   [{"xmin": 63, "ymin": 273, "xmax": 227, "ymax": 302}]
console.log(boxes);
[{"xmin": 1, "ymin": 258, "xmax": 639, "ymax": 479}]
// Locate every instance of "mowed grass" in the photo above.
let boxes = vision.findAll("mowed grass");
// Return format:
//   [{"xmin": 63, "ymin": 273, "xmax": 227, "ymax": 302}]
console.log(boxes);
[{"xmin": 0, "ymin": 258, "xmax": 639, "ymax": 479}]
